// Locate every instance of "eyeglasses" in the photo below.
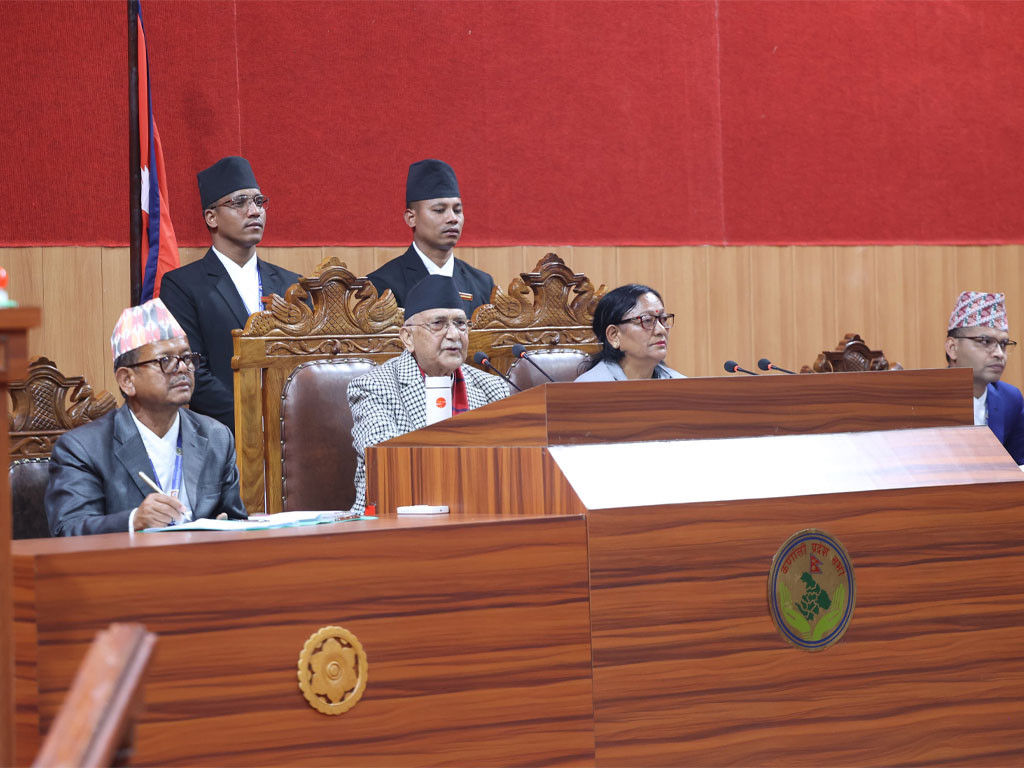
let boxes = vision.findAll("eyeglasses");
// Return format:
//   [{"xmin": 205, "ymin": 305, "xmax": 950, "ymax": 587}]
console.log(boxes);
[
  {"xmin": 619, "ymin": 313, "xmax": 675, "ymax": 331},
  {"xmin": 123, "ymin": 352, "xmax": 203, "ymax": 374},
  {"xmin": 209, "ymin": 194, "xmax": 269, "ymax": 211},
  {"xmin": 950, "ymin": 334, "xmax": 1018, "ymax": 352},
  {"xmin": 405, "ymin": 318, "xmax": 472, "ymax": 334}
]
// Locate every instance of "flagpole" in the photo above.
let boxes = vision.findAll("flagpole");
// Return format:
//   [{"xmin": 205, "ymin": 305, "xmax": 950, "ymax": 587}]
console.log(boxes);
[{"xmin": 128, "ymin": 0, "xmax": 142, "ymax": 306}]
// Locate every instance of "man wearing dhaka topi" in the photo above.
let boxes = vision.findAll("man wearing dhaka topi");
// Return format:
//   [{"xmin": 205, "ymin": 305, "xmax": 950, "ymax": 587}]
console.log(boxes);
[
  {"xmin": 45, "ymin": 299, "xmax": 247, "ymax": 535},
  {"xmin": 945, "ymin": 290, "xmax": 1024, "ymax": 464}
]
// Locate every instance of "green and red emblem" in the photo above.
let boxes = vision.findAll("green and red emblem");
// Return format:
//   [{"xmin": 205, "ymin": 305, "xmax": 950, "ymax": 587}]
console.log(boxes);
[{"xmin": 768, "ymin": 529, "xmax": 856, "ymax": 651}]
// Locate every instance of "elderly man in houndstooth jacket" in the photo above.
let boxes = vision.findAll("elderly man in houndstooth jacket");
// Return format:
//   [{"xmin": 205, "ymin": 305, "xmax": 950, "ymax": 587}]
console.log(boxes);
[{"xmin": 347, "ymin": 275, "xmax": 510, "ymax": 512}]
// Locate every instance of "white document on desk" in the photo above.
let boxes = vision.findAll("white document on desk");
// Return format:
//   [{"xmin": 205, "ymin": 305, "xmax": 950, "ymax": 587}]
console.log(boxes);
[{"xmin": 143, "ymin": 510, "xmax": 360, "ymax": 532}]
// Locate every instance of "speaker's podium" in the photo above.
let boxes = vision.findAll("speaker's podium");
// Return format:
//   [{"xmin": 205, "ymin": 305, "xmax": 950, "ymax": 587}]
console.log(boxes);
[{"xmin": 367, "ymin": 367, "xmax": 1024, "ymax": 766}]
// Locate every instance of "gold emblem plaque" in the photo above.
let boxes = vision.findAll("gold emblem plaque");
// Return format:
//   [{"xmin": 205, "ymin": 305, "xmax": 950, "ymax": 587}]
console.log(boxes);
[
  {"xmin": 768, "ymin": 529, "xmax": 856, "ymax": 651},
  {"xmin": 297, "ymin": 625, "xmax": 368, "ymax": 715}
]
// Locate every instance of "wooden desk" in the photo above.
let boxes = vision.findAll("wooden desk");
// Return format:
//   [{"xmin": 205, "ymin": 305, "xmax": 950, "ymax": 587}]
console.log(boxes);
[
  {"xmin": 0, "ymin": 307, "xmax": 41, "ymax": 767},
  {"xmin": 14, "ymin": 515, "xmax": 595, "ymax": 766}
]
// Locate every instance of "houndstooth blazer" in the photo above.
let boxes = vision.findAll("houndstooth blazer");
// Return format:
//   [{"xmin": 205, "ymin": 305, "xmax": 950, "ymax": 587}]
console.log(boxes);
[{"xmin": 347, "ymin": 349, "xmax": 510, "ymax": 512}]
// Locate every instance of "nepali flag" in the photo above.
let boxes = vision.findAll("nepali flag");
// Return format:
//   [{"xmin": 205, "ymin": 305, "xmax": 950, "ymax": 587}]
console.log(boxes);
[{"xmin": 136, "ymin": 0, "xmax": 179, "ymax": 301}]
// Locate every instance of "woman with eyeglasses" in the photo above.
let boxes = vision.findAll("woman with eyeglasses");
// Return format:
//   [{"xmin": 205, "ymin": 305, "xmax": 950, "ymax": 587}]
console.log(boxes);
[{"xmin": 575, "ymin": 284, "xmax": 685, "ymax": 382}]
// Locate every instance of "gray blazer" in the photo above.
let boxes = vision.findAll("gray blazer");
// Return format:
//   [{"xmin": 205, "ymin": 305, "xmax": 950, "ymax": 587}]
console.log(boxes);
[
  {"xmin": 45, "ymin": 405, "xmax": 246, "ymax": 536},
  {"xmin": 347, "ymin": 350, "xmax": 510, "ymax": 512},
  {"xmin": 574, "ymin": 359, "xmax": 686, "ymax": 382}
]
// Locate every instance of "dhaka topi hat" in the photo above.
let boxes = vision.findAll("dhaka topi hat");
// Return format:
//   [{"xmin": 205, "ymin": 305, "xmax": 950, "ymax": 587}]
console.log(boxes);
[
  {"xmin": 406, "ymin": 159, "xmax": 459, "ymax": 203},
  {"xmin": 111, "ymin": 299, "xmax": 186, "ymax": 362},
  {"xmin": 197, "ymin": 156, "xmax": 259, "ymax": 210},
  {"xmin": 404, "ymin": 275, "xmax": 464, "ymax": 319},
  {"xmin": 948, "ymin": 291, "xmax": 1008, "ymax": 332}
]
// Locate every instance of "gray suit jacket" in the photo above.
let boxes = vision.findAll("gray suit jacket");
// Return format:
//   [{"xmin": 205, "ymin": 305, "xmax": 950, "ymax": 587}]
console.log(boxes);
[
  {"xmin": 347, "ymin": 350, "xmax": 510, "ymax": 512},
  {"xmin": 45, "ymin": 405, "xmax": 247, "ymax": 536}
]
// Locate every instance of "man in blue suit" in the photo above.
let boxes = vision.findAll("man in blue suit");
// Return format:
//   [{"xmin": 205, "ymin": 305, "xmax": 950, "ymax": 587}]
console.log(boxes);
[{"xmin": 946, "ymin": 291, "xmax": 1024, "ymax": 464}]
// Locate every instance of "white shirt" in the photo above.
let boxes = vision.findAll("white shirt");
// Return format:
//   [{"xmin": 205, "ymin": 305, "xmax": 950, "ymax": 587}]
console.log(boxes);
[
  {"xmin": 412, "ymin": 241, "xmax": 455, "ymax": 277},
  {"xmin": 974, "ymin": 388, "xmax": 988, "ymax": 426},
  {"xmin": 126, "ymin": 410, "xmax": 191, "ymax": 531},
  {"xmin": 213, "ymin": 246, "xmax": 263, "ymax": 315}
]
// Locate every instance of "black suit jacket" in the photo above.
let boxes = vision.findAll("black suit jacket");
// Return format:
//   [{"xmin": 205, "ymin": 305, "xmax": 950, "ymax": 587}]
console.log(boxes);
[
  {"xmin": 45, "ymin": 406, "xmax": 247, "ymax": 536},
  {"xmin": 160, "ymin": 249, "xmax": 299, "ymax": 429},
  {"xmin": 368, "ymin": 245, "xmax": 495, "ymax": 317}
]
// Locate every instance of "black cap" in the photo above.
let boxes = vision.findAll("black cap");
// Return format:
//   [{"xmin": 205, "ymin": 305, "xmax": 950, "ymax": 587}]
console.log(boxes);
[
  {"xmin": 404, "ymin": 275, "xmax": 464, "ymax": 318},
  {"xmin": 197, "ymin": 156, "xmax": 259, "ymax": 210},
  {"xmin": 406, "ymin": 159, "xmax": 459, "ymax": 203}
]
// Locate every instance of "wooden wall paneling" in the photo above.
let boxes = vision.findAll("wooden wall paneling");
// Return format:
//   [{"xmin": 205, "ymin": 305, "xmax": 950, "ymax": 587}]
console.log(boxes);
[
  {"xmin": 2, "ymin": 247, "xmax": 45, "ymax": 357},
  {"xmin": 260, "ymin": 247, "xmax": 322, "ymax": 282},
  {"xmin": 750, "ymin": 246, "xmax": 796, "ymax": 376},
  {"xmin": 790, "ymin": 245, "xmax": 837, "ymax": 373},
  {"xmin": 569, "ymin": 247, "xmax": 616, "ymax": 289},
  {"xmin": 42, "ymin": 248, "xmax": 106, "ymax": 404},
  {"xmin": 872, "ymin": 245, "xmax": 918, "ymax": 370},
  {"xmin": 833, "ymin": 246, "xmax": 879, "ymax": 359},
  {"xmin": 177, "ymin": 246, "xmax": 207, "ymax": 267},
  {"xmin": 100, "ymin": 247, "xmax": 130, "ymax": 397},
  {"xmin": 662, "ymin": 247, "xmax": 710, "ymax": 377},
  {"xmin": 373, "ymin": 246, "xmax": 406, "ymax": 271},
  {"xmin": 706, "ymin": 246, "xmax": 753, "ymax": 377},
  {"xmin": 320, "ymin": 247, "xmax": 376, "ymax": 281},
  {"xmin": 915, "ymin": 244, "xmax": 958, "ymax": 372},
  {"xmin": 463, "ymin": 246, "xmax": 527, "ymax": 295}
]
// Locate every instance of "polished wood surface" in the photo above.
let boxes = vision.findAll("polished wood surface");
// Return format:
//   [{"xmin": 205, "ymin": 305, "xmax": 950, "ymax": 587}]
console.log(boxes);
[
  {"xmin": 7, "ymin": 243, "xmax": 1024, "ymax": 403},
  {"xmin": 379, "ymin": 368, "xmax": 973, "ymax": 449},
  {"xmin": 586, "ymin": 482, "xmax": 1024, "ymax": 765},
  {"xmin": 13, "ymin": 516, "xmax": 595, "ymax": 766},
  {"xmin": 0, "ymin": 307, "xmax": 41, "ymax": 768},
  {"xmin": 32, "ymin": 623, "xmax": 156, "ymax": 768}
]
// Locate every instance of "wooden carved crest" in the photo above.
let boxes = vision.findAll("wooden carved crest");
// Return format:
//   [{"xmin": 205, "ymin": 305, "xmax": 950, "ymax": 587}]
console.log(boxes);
[
  {"xmin": 237, "ymin": 258, "xmax": 405, "ymax": 359},
  {"xmin": 473, "ymin": 253, "xmax": 604, "ymax": 332},
  {"xmin": 8, "ymin": 356, "xmax": 117, "ymax": 459},
  {"xmin": 802, "ymin": 333, "xmax": 901, "ymax": 373}
]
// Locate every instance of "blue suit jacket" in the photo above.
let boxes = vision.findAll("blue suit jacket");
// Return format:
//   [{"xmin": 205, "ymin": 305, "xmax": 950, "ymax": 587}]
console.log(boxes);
[
  {"xmin": 45, "ymin": 405, "xmax": 247, "ymax": 536},
  {"xmin": 986, "ymin": 380, "xmax": 1024, "ymax": 463}
]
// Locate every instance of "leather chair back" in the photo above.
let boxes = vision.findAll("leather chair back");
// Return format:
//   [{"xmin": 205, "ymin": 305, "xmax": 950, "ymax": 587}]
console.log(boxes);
[
  {"xmin": 507, "ymin": 349, "xmax": 591, "ymax": 390},
  {"xmin": 280, "ymin": 359, "xmax": 375, "ymax": 512},
  {"xmin": 11, "ymin": 457, "xmax": 51, "ymax": 539}
]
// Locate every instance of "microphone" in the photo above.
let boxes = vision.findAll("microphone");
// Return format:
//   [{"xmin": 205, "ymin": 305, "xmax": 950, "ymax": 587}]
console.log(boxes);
[
  {"xmin": 724, "ymin": 360, "xmax": 759, "ymax": 376},
  {"xmin": 511, "ymin": 343, "xmax": 555, "ymax": 382},
  {"xmin": 473, "ymin": 351, "xmax": 522, "ymax": 392},
  {"xmin": 757, "ymin": 358, "xmax": 797, "ymax": 375}
]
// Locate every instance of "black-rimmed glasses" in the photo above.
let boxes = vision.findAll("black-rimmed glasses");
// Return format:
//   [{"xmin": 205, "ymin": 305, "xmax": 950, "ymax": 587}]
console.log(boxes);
[
  {"xmin": 405, "ymin": 318, "xmax": 472, "ymax": 334},
  {"xmin": 619, "ymin": 313, "xmax": 675, "ymax": 331},
  {"xmin": 949, "ymin": 334, "xmax": 1018, "ymax": 352},
  {"xmin": 209, "ymin": 194, "xmax": 269, "ymax": 211},
  {"xmin": 123, "ymin": 353, "xmax": 203, "ymax": 374}
]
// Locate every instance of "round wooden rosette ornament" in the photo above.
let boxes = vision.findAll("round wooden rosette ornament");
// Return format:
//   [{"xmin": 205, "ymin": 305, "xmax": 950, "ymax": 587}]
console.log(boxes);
[
  {"xmin": 768, "ymin": 529, "xmax": 856, "ymax": 651},
  {"xmin": 297, "ymin": 625, "xmax": 368, "ymax": 715}
]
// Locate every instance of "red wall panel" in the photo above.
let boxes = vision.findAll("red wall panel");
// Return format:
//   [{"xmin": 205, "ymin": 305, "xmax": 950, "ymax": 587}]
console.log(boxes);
[{"xmin": 1, "ymin": 1, "xmax": 1022, "ymax": 247}]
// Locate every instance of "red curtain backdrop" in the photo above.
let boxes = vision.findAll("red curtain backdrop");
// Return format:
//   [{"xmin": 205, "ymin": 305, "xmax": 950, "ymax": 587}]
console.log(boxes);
[{"xmin": 3, "ymin": 1, "xmax": 1023, "ymax": 247}]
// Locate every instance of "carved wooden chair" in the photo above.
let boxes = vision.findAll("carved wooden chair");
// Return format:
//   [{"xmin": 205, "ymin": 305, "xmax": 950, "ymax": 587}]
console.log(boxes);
[
  {"xmin": 233, "ymin": 259, "xmax": 404, "ymax": 514},
  {"xmin": 234, "ymin": 253, "xmax": 607, "ymax": 516},
  {"xmin": 468, "ymin": 253, "xmax": 604, "ymax": 376},
  {"xmin": 801, "ymin": 333, "xmax": 902, "ymax": 373},
  {"xmin": 280, "ymin": 358, "xmax": 376, "ymax": 512},
  {"xmin": 8, "ymin": 357, "xmax": 117, "ymax": 538}
]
